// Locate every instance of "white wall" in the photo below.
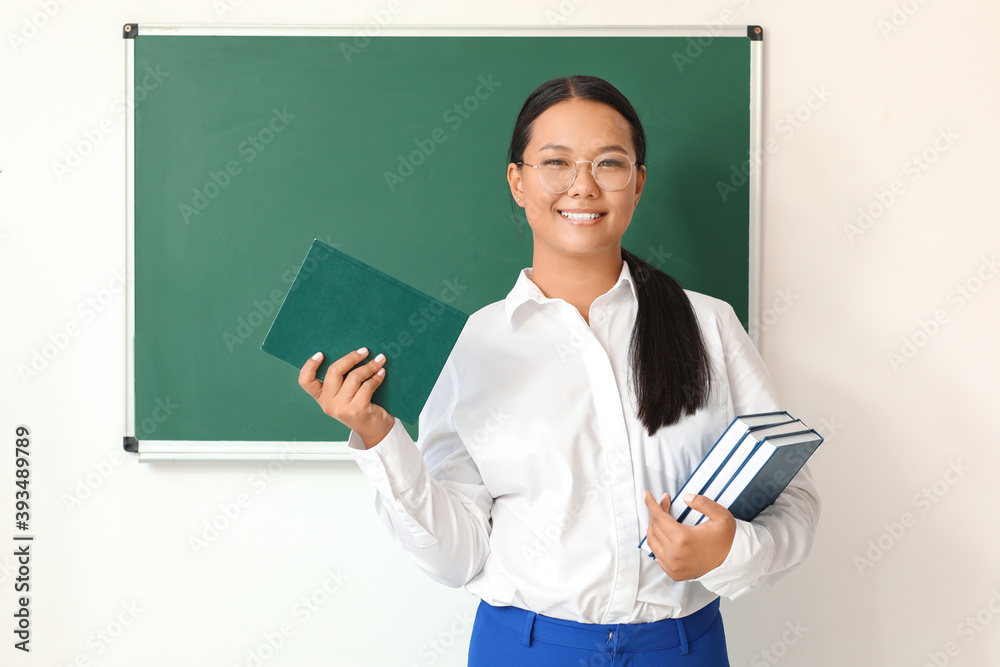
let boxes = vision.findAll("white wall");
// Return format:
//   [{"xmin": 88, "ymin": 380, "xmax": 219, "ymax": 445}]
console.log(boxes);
[{"xmin": 3, "ymin": 1, "xmax": 998, "ymax": 665}]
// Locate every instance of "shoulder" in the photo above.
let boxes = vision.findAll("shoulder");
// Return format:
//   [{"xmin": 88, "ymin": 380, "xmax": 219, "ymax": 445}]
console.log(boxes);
[
  {"xmin": 448, "ymin": 299, "xmax": 508, "ymax": 359},
  {"xmin": 682, "ymin": 289, "xmax": 740, "ymax": 336}
]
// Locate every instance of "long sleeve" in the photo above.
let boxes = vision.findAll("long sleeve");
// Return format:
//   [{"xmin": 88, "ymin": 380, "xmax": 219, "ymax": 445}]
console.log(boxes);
[
  {"xmin": 346, "ymin": 356, "xmax": 494, "ymax": 588},
  {"xmin": 694, "ymin": 303, "xmax": 822, "ymax": 599}
]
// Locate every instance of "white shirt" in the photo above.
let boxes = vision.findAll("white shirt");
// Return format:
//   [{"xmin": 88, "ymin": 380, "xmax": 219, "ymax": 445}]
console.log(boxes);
[{"xmin": 347, "ymin": 259, "xmax": 821, "ymax": 624}]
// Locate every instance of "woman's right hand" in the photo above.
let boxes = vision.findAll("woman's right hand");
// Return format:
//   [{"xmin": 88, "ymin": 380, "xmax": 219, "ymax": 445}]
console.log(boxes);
[{"xmin": 298, "ymin": 347, "xmax": 395, "ymax": 449}]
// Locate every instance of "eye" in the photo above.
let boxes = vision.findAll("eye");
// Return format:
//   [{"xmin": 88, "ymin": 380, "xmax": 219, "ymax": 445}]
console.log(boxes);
[
  {"xmin": 540, "ymin": 157, "xmax": 572, "ymax": 167},
  {"xmin": 598, "ymin": 158, "xmax": 627, "ymax": 168}
]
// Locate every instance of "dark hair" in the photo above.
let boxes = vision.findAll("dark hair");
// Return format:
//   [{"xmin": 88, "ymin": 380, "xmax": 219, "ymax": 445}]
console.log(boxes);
[{"xmin": 506, "ymin": 75, "xmax": 712, "ymax": 435}]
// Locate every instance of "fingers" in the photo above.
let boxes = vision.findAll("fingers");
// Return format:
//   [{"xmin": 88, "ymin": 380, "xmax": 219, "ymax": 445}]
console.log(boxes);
[
  {"xmin": 297, "ymin": 350, "xmax": 326, "ymax": 398},
  {"xmin": 346, "ymin": 351, "xmax": 388, "ymax": 408},
  {"xmin": 643, "ymin": 490, "xmax": 671, "ymax": 514},
  {"xmin": 683, "ymin": 493, "xmax": 734, "ymax": 526},
  {"xmin": 298, "ymin": 347, "xmax": 386, "ymax": 404},
  {"xmin": 644, "ymin": 490, "xmax": 679, "ymax": 547}
]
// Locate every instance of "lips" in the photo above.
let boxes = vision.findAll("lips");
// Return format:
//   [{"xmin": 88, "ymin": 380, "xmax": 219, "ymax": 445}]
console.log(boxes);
[{"xmin": 558, "ymin": 210, "xmax": 607, "ymax": 225}]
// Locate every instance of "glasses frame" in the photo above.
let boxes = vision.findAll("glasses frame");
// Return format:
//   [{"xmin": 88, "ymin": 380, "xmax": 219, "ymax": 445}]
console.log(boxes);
[{"xmin": 517, "ymin": 152, "xmax": 639, "ymax": 194}]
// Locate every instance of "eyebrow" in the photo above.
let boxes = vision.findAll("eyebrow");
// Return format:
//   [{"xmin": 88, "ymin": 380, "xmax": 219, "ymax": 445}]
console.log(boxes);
[{"xmin": 538, "ymin": 143, "xmax": 630, "ymax": 154}]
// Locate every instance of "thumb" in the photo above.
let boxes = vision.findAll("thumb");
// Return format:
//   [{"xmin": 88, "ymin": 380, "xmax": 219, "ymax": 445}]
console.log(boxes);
[{"xmin": 682, "ymin": 493, "xmax": 730, "ymax": 522}]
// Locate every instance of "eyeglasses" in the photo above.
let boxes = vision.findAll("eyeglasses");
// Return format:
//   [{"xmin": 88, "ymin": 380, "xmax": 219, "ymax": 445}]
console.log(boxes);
[{"xmin": 517, "ymin": 152, "xmax": 638, "ymax": 194}]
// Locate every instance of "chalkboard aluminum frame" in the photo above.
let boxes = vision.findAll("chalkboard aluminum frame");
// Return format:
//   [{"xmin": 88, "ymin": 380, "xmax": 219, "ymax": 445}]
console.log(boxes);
[{"xmin": 123, "ymin": 23, "xmax": 763, "ymax": 461}]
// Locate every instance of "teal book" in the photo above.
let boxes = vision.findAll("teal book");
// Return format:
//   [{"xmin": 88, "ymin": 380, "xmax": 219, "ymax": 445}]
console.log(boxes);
[{"xmin": 260, "ymin": 239, "xmax": 469, "ymax": 425}]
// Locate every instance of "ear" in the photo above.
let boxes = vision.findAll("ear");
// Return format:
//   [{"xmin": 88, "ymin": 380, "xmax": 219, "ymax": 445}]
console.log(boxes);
[
  {"xmin": 633, "ymin": 164, "xmax": 646, "ymax": 208},
  {"xmin": 507, "ymin": 162, "xmax": 524, "ymax": 207}
]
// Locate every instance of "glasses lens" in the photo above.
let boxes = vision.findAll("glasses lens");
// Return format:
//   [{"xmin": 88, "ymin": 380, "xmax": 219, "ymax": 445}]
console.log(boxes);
[
  {"xmin": 536, "ymin": 156, "xmax": 575, "ymax": 193},
  {"xmin": 593, "ymin": 153, "xmax": 632, "ymax": 191}
]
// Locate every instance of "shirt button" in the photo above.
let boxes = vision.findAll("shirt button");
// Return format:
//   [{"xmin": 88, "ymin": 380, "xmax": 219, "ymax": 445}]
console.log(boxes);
[{"xmin": 595, "ymin": 311, "xmax": 605, "ymax": 321}]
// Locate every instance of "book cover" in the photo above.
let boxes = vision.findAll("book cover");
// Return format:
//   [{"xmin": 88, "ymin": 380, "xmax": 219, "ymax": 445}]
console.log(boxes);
[
  {"xmin": 260, "ymin": 239, "xmax": 469, "ymax": 425},
  {"xmin": 716, "ymin": 430, "xmax": 823, "ymax": 522},
  {"xmin": 669, "ymin": 411, "xmax": 794, "ymax": 523},
  {"xmin": 679, "ymin": 419, "xmax": 811, "ymax": 526}
]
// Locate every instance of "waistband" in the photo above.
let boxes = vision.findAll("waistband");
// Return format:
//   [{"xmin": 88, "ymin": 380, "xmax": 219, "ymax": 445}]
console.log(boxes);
[{"xmin": 477, "ymin": 597, "xmax": 720, "ymax": 655}]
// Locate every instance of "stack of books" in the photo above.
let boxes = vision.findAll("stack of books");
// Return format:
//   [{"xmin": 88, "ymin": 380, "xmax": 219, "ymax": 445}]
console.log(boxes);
[{"xmin": 639, "ymin": 411, "xmax": 822, "ymax": 558}]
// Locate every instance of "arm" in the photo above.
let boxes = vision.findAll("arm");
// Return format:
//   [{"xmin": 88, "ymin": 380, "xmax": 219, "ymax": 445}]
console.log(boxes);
[
  {"xmin": 692, "ymin": 303, "xmax": 822, "ymax": 599},
  {"xmin": 346, "ymin": 356, "xmax": 494, "ymax": 589}
]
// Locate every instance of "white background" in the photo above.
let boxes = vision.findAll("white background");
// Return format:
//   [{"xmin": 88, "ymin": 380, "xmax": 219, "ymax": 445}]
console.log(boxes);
[{"xmin": 2, "ymin": 1, "xmax": 999, "ymax": 666}]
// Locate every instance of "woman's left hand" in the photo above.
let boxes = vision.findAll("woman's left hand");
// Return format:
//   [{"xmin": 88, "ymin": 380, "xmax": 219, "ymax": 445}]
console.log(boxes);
[{"xmin": 642, "ymin": 490, "xmax": 737, "ymax": 581}]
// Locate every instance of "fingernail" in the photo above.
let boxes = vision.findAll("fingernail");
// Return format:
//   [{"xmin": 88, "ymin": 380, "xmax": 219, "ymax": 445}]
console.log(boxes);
[
  {"xmin": 312, "ymin": 352, "xmax": 323, "ymax": 360},
  {"xmin": 683, "ymin": 493, "xmax": 695, "ymax": 503},
  {"xmin": 357, "ymin": 347, "xmax": 368, "ymax": 355},
  {"xmin": 374, "ymin": 353, "xmax": 385, "ymax": 363},
  {"xmin": 661, "ymin": 493, "xmax": 669, "ymax": 503}
]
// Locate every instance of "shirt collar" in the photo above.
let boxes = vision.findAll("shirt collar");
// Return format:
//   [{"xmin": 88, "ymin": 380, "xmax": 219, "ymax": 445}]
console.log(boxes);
[{"xmin": 504, "ymin": 258, "xmax": 639, "ymax": 328}]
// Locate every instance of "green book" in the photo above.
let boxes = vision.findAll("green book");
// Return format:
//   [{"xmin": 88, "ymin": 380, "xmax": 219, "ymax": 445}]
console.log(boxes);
[{"xmin": 260, "ymin": 239, "xmax": 469, "ymax": 425}]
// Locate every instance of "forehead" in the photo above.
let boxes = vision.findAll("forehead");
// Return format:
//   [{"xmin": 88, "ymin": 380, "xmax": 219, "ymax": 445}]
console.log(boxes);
[{"xmin": 527, "ymin": 98, "xmax": 634, "ymax": 156}]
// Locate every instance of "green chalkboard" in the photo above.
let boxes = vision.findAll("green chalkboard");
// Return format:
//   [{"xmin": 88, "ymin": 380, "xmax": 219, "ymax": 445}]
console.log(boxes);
[{"xmin": 125, "ymin": 26, "xmax": 760, "ymax": 452}]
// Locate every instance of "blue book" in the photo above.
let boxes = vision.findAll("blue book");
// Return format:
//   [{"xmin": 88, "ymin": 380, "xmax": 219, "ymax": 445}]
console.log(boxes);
[
  {"xmin": 668, "ymin": 411, "xmax": 793, "ymax": 523},
  {"xmin": 639, "ymin": 411, "xmax": 819, "ymax": 560},
  {"xmin": 678, "ymin": 419, "xmax": 811, "ymax": 526},
  {"xmin": 712, "ymin": 430, "xmax": 823, "ymax": 522}
]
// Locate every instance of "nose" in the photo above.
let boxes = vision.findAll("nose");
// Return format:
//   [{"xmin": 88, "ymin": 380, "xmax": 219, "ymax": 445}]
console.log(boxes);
[{"xmin": 566, "ymin": 161, "xmax": 600, "ymax": 197}]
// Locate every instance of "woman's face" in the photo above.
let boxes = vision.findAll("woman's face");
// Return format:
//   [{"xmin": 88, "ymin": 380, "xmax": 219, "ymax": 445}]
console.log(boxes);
[{"xmin": 507, "ymin": 98, "xmax": 646, "ymax": 259}]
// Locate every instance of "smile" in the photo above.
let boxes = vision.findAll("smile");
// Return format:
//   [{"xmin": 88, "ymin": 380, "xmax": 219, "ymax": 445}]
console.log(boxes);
[{"xmin": 559, "ymin": 211, "xmax": 607, "ymax": 225}]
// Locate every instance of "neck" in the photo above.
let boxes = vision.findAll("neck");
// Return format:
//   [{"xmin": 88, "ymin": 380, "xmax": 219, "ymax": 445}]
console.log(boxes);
[{"xmin": 528, "ymin": 246, "xmax": 624, "ymax": 315}]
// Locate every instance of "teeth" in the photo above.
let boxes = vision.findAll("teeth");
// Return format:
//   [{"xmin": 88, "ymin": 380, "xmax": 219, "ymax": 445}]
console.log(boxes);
[{"xmin": 560, "ymin": 211, "xmax": 604, "ymax": 220}]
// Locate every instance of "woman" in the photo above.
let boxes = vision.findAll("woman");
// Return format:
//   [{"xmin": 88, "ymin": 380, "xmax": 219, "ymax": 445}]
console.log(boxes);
[{"xmin": 298, "ymin": 75, "xmax": 820, "ymax": 666}]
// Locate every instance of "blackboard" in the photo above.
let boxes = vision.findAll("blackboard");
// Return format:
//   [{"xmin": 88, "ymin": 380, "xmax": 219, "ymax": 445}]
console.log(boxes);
[{"xmin": 123, "ymin": 25, "xmax": 763, "ymax": 459}]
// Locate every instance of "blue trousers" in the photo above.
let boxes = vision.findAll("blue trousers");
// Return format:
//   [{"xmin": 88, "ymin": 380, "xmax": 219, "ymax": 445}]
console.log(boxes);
[{"xmin": 467, "ymin": 597, "xmax": 729, "ymax": 666}]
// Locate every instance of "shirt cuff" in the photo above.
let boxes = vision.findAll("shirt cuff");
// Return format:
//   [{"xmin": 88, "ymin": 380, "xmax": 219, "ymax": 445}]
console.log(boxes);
[
  {"xmin": 694, "ymin": 518, "xmax": 774, "ymax": 598},
  {"xmin": 347, "ymin": 417, "xmax": 427, "ymax": 497}
]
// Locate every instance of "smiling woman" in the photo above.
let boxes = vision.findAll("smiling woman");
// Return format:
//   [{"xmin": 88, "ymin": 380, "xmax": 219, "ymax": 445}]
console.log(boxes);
[{"xmin": 303, "ymin": 74, "xmax": 821, "ymax": 667}]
